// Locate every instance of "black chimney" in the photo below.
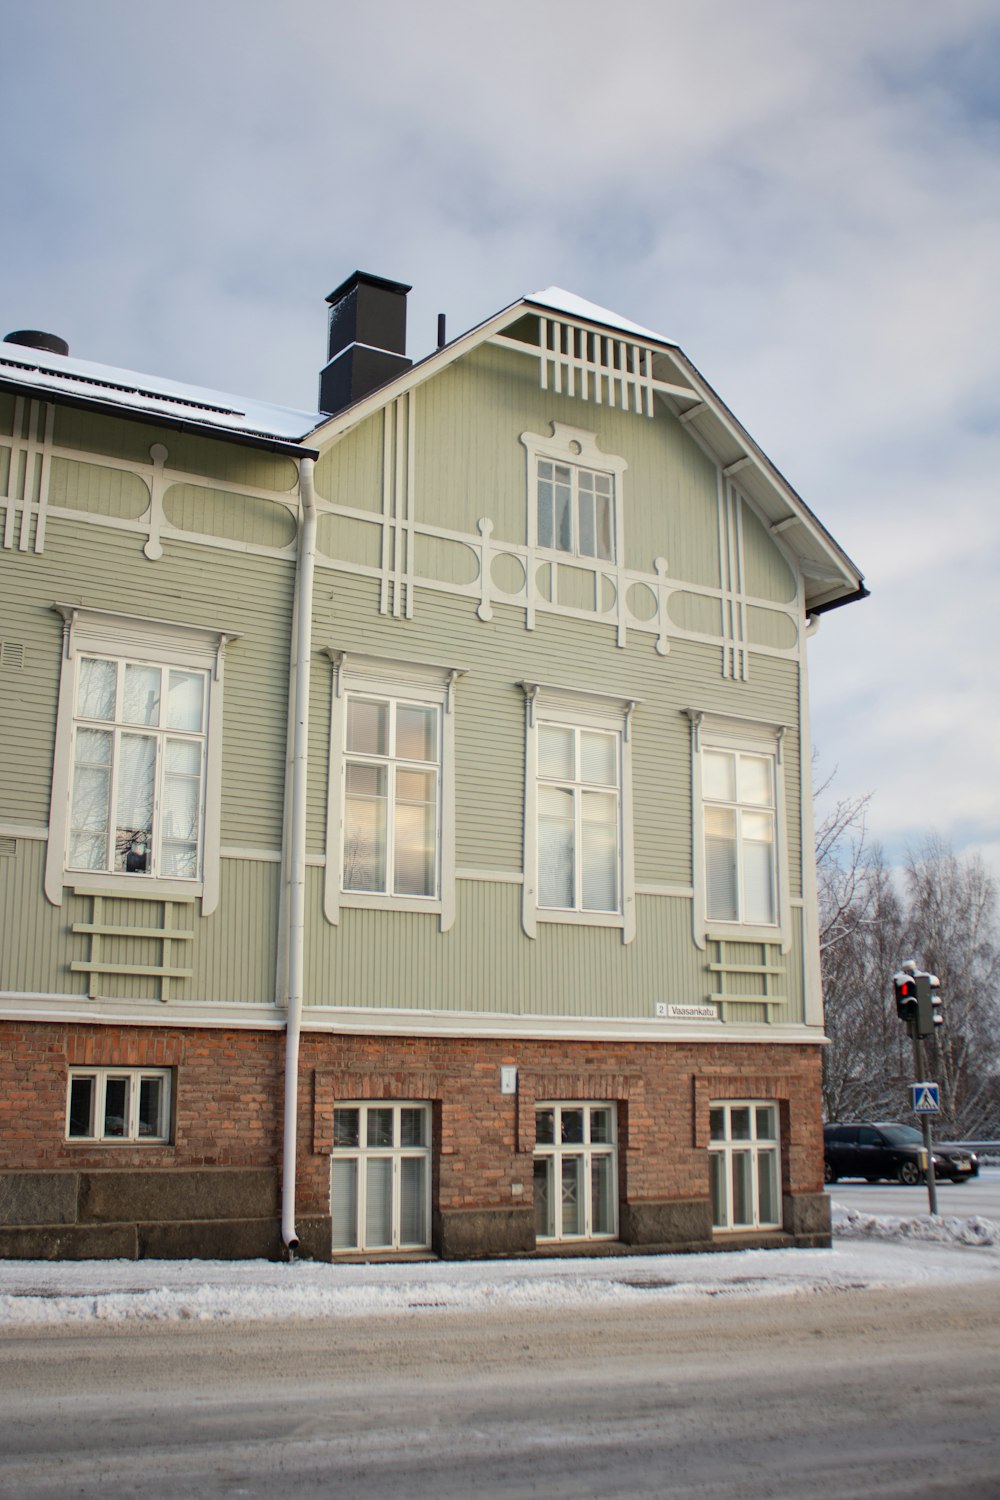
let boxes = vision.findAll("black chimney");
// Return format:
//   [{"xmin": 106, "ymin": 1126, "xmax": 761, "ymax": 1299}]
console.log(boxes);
[
  {"xmin": 4, "ymin": 330, "xmax": 70, "ymax": 357},
  {"xmin": 318, "ymin": 271, "xmax": 412, "ymax": 416}
]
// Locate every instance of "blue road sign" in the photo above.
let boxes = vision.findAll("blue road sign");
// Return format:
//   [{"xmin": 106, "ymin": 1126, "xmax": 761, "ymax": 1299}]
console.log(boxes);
[{"xmin": 911, "ymin": 1082, "xmax": 940, "ymax": 1114}]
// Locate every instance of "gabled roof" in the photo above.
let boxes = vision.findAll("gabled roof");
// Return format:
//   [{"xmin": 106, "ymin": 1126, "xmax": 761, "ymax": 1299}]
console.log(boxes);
[
  {"xmin": 306, "ymin": 287, "xmax": 866, "ymax": 615},
  {"xmin": 0, "ymin": 339, "xmax": 323, "ymax": 456}
]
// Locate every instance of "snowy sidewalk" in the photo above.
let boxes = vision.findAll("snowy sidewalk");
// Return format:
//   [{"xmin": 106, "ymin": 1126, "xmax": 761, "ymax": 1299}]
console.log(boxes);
[{"xmin": 1, "ymin": 1203, "xmax": 997, "ymax": 1327}]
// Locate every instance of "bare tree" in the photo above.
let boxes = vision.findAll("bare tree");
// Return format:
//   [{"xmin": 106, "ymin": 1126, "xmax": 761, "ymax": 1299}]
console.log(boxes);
[{"xmin": 817, "ymin": 783, "xmax": 1000, "ymax": 1135}]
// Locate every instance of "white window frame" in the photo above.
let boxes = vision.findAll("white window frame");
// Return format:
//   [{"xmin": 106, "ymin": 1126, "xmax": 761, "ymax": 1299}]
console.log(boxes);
[
  {"xmin": 687, "ymin": 708, "xmax": 791, "ymax": 949},
  {"xmin": 521, "ymin": 681, "xmax": 637, "ymax": 941},
  {"xmin": 708, "ymin": 1099, "xmax": 781, "ymax": 1232},
  {"xmin": 324, "ymin": 652, "xmax": 463, "ymax": 930},
  {"xmin": 329, "ymin": 1101, "xmax": 432, "ymax": 1253},
  {"xmin": 533, "ymin": 1101, "xmax": 618, "ymax": 1243},
  {"xmin": 521, "ymin": 423, "xmax": 627, "ymax": 565},
  {"xmin": 65, "ymin": 1066, "xmax": 172, "ymax": 1144},
  {"xmin": 45, "ymin": 605, "xmax": 236, "ymax": 912}
]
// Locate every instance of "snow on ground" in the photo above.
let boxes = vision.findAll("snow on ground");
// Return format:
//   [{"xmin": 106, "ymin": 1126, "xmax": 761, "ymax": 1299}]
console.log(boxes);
[{"xmin": 0, "ymin": 1206, "xmax": 996, "ymax": 1328}]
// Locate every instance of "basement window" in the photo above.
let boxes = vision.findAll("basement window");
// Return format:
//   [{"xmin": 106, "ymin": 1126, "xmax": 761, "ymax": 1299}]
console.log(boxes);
[{"xmin": 66, "ymin": 1067, "xmax": 172, "ymax": 1144}]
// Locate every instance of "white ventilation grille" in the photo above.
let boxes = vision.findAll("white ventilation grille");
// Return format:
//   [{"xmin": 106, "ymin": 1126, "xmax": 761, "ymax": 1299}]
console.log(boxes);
[
  {"xmin": 0, "ymin": 837, "xmax": 16, "ymax": 858},
  {"xmin": 0, "ymin": 641, "xmax": 24, "ymax": 671}
]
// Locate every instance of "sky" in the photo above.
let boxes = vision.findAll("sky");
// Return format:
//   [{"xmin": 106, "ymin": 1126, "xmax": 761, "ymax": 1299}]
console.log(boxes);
[{"xmin": 2, "ymin": 0, "xmax": 999, "ymax": 879}]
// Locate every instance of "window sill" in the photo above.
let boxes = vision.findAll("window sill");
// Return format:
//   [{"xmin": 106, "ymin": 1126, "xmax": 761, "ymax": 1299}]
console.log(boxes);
[
  {"xmin": 340, "ymin": 892, "xmax": 442, "ymax": 916},
  {"xmin": 537, "ymin": 908, "xmax": 624, "ymax": 929},
  {"xmin": 69, "ymin": 874, "xmax": 201, "ymax": 902}
]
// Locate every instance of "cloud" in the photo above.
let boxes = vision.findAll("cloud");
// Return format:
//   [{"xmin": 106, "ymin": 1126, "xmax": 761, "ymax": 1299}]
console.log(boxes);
[{"xmin": 2, "ymin": 0, "xmax": 999, "ymax": 871}]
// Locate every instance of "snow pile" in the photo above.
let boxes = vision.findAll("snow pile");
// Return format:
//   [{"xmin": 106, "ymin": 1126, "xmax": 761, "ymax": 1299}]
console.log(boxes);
[{"xmin": 832, "ymin": 1203, "xmax": 1000, "ymax": 1248}]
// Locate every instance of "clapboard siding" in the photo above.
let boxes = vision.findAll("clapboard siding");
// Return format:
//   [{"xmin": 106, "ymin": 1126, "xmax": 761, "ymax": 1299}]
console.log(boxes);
[{"xmin": 0, "ymin": 513, "xmax": 295, "ymax": 850}]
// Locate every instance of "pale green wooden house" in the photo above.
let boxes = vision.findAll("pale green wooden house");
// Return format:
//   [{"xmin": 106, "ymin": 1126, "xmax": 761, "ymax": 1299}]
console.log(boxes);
[{"xmin": 0, "ymin": 273, "xmax": 864, "ymax": 1260}]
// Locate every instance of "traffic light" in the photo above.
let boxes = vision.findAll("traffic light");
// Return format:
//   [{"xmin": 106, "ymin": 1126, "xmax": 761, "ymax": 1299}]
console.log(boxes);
[
  {"xmin": 916, "ymin": 973, "xmax": 943, "ymax": 1039},
  {"xmin": 894, "ymin": 972, "xmax": 918, "ymax": 1024}
]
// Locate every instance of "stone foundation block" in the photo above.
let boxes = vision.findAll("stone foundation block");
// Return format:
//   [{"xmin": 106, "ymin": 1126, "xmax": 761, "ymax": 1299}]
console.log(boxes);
[
  {"xmin": 0, "ymin": 1172, "xmax": 80, "ymax": 1227},
  {"xmin": 436, "ymin": 1206, "xmax": 535, "ymax": 1259},
  {"xmin": 79, "ymin": 1168, "xmax": 278, "ymax": 1225}
]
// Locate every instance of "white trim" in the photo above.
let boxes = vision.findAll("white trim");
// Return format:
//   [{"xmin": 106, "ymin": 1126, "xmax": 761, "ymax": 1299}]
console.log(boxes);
[
  {"xmin": 0, "ymin": 994, "xmax": 828, "ymax": 1044},
  {"xmin": 295, "ymin": 1003, "xmax": 826, "ymax": 1045},
  {"xmin": 323, "ymin": 650, "xmax": 463, "ymax": 932},
  {"xmin": 455, "ymin": 867, "xmax": 524, "ymax": 884},
  {"xmin": 520, "ymin": 683, "xmax": 637, "ymax": 944},
  {"xmin": 44, "ymin": 606, "xmax": 236, "ymax": 914},
  {"xmin": 687, "ymin": 708, "xmax": 792, "ymax": 953},
  {"xmin": 799, "ymin": 602, "xmax": 824, "ymax": 1027},
  {"xmin": 0, "ymin": 994, "xmax": 282, "ymax": 1028},
  {"xmin": 0, "ymin": 823, "xmax": 48, "ymax": 841},
  {"xmin": 635, "ymin": 882, "xmax": 695, "ymax": 899}
]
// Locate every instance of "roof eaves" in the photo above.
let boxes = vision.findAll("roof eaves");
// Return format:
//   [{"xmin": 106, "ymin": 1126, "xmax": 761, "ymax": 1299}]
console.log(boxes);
[{"xmin": 0, "ymin": 373, "xmax": 318, "ymax": 459}]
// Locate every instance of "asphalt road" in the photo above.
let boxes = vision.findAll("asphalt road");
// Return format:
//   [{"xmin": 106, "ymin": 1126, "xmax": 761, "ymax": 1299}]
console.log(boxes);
[
  {"xmin": 1, "ymin": 1281, "xmax": 998, "ymax": 1499},
  {"xmin": 827, "ymin": 1163, "xmax": 1000, "ymax": 1219}
]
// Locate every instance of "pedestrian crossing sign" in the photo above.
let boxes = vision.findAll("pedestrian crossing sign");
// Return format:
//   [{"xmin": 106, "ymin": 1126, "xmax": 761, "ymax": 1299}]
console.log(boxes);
[{"xmin": 910, "ymin": 1082, "xmax": 940, "ymax": 1114}]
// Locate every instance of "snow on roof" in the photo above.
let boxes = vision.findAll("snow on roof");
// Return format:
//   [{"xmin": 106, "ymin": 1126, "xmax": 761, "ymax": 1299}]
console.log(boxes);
[
  {"xmin": 526, "ymin": 287, "xmax": 675, "ymax": 347},
  {"xmin": 0, "ymin": 340, "xmax": 323, "ymax": 444}
]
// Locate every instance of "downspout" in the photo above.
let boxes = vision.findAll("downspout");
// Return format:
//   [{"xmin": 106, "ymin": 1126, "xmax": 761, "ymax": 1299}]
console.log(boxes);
[{"xmin": 281, "ymin": 455, "xmax": 318, "ymax": 1251}]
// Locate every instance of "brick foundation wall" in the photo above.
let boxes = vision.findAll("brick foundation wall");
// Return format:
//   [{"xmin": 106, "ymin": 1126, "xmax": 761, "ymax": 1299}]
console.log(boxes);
[{"xmin": 0, "ymin": 1020, "xmax": 829, "ymax": 1258}]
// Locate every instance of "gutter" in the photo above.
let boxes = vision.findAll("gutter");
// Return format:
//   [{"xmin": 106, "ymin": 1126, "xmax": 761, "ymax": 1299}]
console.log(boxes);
[{"xmin": 281, "ymin": 455, "xmax": 318, "ymax": 1251}]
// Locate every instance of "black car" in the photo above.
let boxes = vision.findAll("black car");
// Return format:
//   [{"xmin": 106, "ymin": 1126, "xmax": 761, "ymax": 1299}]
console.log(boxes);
[{"xmin": 823, "ymin": 1122, "xmax": 979, "ymax": 1185}]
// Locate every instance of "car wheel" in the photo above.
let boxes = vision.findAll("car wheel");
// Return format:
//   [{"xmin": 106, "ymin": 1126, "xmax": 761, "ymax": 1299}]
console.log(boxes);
[
  {"xmin": 898, "ymin": 1160, "xmax": 922, "ymax": 1186},
  {"xmin": 823, "ymin": 1160, "xmax": 838, "ymax": 1184}
]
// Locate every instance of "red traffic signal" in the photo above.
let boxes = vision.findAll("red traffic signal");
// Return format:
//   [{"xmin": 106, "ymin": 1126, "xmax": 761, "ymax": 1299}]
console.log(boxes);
[{"xmin": 893, "ymin": 972, "xmax": 918, "ymax": 1022}]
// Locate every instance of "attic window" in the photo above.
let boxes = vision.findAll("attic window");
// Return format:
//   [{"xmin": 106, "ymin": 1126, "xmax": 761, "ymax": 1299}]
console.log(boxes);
[{"xmin": 521, "ymin": 423, "xmax": 627, "ymax": 567}]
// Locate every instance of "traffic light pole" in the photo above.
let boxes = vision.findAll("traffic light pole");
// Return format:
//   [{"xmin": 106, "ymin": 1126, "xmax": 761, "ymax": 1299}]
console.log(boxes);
[{"xmin": 909, "ymin": 1024, "xmax": 939, "ymax": 1215}]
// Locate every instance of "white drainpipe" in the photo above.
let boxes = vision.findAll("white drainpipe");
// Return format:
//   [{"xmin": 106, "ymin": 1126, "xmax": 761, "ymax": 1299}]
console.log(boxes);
[{"xmin": 281, "ymin": 455, "xmax": 318, "ymax": 1251}]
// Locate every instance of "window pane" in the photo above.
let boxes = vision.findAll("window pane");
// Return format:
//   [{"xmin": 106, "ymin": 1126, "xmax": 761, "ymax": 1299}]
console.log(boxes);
[
  {"xmin": 399, "ymin": 1157, "xmax": 427, "ymax": 1245},
  {"xmin": 537, "ymin": 478, "xmax": 554, "ymax": 549},
  {"xmin": 578, "ymin": 489, "xmax": 596, "ymax": 558},
  {"xmin": 580, "ymin": 732, "xmax": 616, "ymax": 786},
  {"xmin": 731, "ymin": 1152, "xmax": 752, "ymax": 1226},
  {"xmin": 396, "ymin": 705, "xmax": 437, "ymax": 762},
  {"xmin": 367, "ymin": 1108, "xmax": 394, "ymax": 1148},
  {"xmin": 581, "ymin": 804, "xmax": 618, "ymax": 912},
  {"xmin": 78, "ymin": 657, "xmax": 116, "ymax": 721},
  {"xmin": 594, "ymin": 491, "xmax": 613, "ymax": 562},
  {"xmin": 163, "ymin": 764, "xmax": 200, "ymax": 841},
  {"xmin": 345, "ymin": 763, "xmax": 386, "ymax": 798},
  {"xmin": 138, "ymin": 1076, "xmax": 163, "ymax": 1137},
  {"xmin": 331, "ymin": 1158, "xmax": 358, "ymax": 1249},
  {"xmin": 591, "ymin": 1154, "xmax": 615, "ymax": 1235},
  {"xmin": 706, "ymin": 812, "xmax": 738, "ymax": 921},
  {"xmin": 166, "ymin": 670, "xmax": 205, "ymax": 732},
  {"xmin": 103, "ymin": 1077, "xmax": 129, "ymax": 1138},
  {"xmin": 346, "ymin": 699, "xmax": 387, "ymax": 756},
  {"xmin": 561, "ymin": 1155, "xmax": 583, "ymax": 1235},
  {"xmin": 709, "ymin": 1107, "xmax": 726, "ymax": 1142},
  {"xmin": 589, "ymin": 1108, "xmax": 613, "ymax": 1145},
  {"xmin": 115, "ymin": 734, "xmax": 155, "ymax": 874},
  {"xmin": 560, "ymin": 1108, "xmax": 584, "ymax": 1144},
  {"xmin": 539, "ymin": 725, "xmax": 574, "ymax": 781},
  {"xmin": 344, "ymin": 779, "xmax": 387, "ymax": 892},
  {"xmin": 70, "ymin": 753, "xmax": 112, "ymax": 868},
  {"xmin": 122, "ymin": 664, "xmax": 161, "ymax": 726},
  {"xmin": 68, "ymin": 1076, "xmax": 95, "ymax": 1138},
  {"xmin": 742, "ymin": 818, "xmax": 775, "ymax": 925},
  {"xmin": 393, "ymin": 798, "xmax": 436, "ymax": 897},
  {"xmin": 739, "ymin": 755, "xmax": 772, "ymax": 807},
  {"xmin": 553, "ymin": 467, "xmax": 572, "ymax": 553},
  {"xmin": 364, "ymin": 1157, "xmax": 392, "ymax": 1248},
  {"xmin": 703, "ymin": 750, "xmax": 736, "ymax": 803},
  {"xmin": 395, "ymin": 768, "xmax": 435, "ymax": 804},
  {"xmin": 400, "ymin": 1107, "xmax": 426, "ymax": 1148},
  {"xmin": 730, "ymin": 1107, "xmax": 752, "ymax": 1141},
  {"xmin": 534, "ymin": 1157, "xmax": 554, "ymax": 1237},
  {"xmin": 535, "ymin": 1108, "xmax": 554, "ymax": 1146},
  {"xmin": 333, "ymin": 1108, "xmax": 359, "ymax": 1148},
  {"xmin": 755, "ymin": 1106, "xmax": 776, "ymax": 1141},
  {"xmin": 710, "ymin": 1152, "xmax": 727, "ymax": 1228},
  {"xmin": 539, "ymin": 789, "xmax": 575, "ymax": 908},
  {"xmin": 165, "ymin": 738, "xmax": 201, "ymax": 777},
  {"xmin": 757, "ymin": 1150, "xmax": 779, "ymax": 1225},
  {"xmin": 161, "ymin": 841, "xmax": 198, "ymax": 878}
]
